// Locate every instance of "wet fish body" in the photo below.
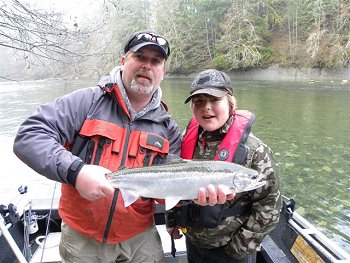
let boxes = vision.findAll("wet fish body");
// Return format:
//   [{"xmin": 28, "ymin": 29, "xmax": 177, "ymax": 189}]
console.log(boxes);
[{"xmin": 106, "ymin": 159, "xmax": 266, "ymax": 210}]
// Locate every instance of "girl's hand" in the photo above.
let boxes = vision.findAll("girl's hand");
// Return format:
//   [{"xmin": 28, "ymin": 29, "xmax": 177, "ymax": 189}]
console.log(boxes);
[{"xmin": 194, "ymin": 184, "xmax": 235, "ymax": 206}]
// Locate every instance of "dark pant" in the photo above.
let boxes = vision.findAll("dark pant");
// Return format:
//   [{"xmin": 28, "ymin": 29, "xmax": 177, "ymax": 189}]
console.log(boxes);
[{"xmin": 186, "ymin": 238, "xmax": 256, "ymax": 263}]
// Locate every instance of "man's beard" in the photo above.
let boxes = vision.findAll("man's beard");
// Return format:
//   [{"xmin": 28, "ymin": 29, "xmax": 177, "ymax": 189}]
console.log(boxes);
[{"xmin": 130, "ymin": 79, "xmax": 154, "ymax": 95}]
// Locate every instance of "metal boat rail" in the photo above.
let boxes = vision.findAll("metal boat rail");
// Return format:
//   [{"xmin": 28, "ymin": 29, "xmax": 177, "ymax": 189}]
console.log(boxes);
[{"xmin": 288, "ymin": 208, "xmax": 350, "ymax": 262}]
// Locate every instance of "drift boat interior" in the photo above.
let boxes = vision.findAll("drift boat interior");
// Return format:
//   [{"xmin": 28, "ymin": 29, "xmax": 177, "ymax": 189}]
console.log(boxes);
[{"xmin": 1, "ymin": 186, "xmax": 349, "ymax": 263}]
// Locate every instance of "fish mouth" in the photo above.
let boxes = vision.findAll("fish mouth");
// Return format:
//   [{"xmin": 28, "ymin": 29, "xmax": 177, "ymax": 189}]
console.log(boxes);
[
  {"xmin": 234, "ymin": 180, "xmax": 266, "ymax": 193},
  {"xmin": 232, "ymin": 171, "xmax": 267, "ymax": 192},
  {"xmin": 254, "ymin": 175, "xmax": 267, "ymax": 188},
  {"xmin": 248, "ymin": 180, "xmax": 266, "ymax": 190}
]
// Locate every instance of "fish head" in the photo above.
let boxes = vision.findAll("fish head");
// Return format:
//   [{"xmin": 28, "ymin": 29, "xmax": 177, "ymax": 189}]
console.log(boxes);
[{"xmin": 232, "ymin": 170, "xmax": 266, "ymax": 193}]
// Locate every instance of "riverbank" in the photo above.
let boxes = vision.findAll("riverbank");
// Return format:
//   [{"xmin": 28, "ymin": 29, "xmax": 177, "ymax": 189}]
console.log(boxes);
[{"xmin": 169, "ymin": 64, "xmax": 350, "ymax": 82}]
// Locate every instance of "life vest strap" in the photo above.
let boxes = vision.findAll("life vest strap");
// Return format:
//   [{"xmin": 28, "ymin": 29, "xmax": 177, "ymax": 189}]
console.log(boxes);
[{"xmin": 222, "ymin": 204, "xmax": 251, "ymax": 218}]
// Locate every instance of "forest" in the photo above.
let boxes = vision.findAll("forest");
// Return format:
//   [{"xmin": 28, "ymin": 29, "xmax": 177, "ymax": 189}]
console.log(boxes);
[{"xmin": 0, "ymin": 0, "xmax": 349, "ymax": 80}]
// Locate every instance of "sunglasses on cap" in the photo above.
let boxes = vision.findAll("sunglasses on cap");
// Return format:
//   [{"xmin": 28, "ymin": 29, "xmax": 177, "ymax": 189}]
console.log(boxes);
[{"xmin": 126, "ymin": 32, "xmax": 170, "ymax": 58}]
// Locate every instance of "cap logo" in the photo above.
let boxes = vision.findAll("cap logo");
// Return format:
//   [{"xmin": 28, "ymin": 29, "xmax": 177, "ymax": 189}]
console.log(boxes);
[{"xmin": 197, "ymin": 76, "xmax": 210, "ymax": 85}]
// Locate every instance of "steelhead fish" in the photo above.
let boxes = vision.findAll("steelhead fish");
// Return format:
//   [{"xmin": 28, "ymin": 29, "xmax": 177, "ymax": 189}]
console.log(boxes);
[{"xmin": 106, "ymin": 159, "xmax": 266, "ymax": 210}]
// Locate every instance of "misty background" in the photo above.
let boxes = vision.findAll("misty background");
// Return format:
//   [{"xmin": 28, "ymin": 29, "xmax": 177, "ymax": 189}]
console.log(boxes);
[{"xmin": 1, "ymin": 0, "xmax": 349, "ymax": 81}]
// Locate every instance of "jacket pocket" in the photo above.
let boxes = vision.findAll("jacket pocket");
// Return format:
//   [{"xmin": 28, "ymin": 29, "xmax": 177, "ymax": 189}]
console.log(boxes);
[
  {"xmin": 73, "ymin": 119, "xmax": 126, "ymax": 170},
  {"xmin": 126, "ymin": 131, "xmax": 169, "ymax": 168},
  {"xmin": 70, "ymin": 135, "xmax": 95, "ymax": 164}
]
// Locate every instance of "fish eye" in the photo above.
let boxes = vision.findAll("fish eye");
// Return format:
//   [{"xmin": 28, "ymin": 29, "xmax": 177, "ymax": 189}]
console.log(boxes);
[{"xmin": 251, "ymin": 175, "xmax": 257, "ymax": 180}]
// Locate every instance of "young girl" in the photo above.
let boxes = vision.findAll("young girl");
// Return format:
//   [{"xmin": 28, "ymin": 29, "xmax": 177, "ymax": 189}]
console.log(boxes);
[{"xmin": 167, "ymin": 69, "xmax": 282, "ymax": 263}]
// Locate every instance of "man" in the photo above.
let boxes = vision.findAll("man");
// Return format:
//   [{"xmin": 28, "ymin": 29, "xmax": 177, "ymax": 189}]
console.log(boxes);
[{"xmin": 13, "ymin": 30, "xmax": 232, "ymax": 263}]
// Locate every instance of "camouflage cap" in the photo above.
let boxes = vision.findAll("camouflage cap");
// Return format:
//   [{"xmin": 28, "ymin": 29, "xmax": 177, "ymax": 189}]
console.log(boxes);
[{"xmin": 184, "ymin": 69, "xmax": 233, "ymax": 103}]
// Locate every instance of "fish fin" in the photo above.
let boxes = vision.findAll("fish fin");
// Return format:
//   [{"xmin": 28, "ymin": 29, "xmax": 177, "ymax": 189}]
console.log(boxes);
[
  {"xmin": 120, "ymin": 189, "xmax": 139, "ymax": 207},
  {"xmin": 165, "ymin": 197, "xmax": 181, "ymax": 210}
]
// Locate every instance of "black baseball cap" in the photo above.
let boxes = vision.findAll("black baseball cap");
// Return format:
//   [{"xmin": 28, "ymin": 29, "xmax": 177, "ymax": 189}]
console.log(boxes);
[
  {"xmin": 124, "ymin": 30, "xmax": 170, "ymax": 59},
  {"xmin": 184, "ymin": 69, "xmax": 233, "ymax": 103}
]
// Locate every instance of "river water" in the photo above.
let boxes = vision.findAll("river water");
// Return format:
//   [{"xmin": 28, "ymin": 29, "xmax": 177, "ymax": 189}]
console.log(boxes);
[{"xmin": 0, "ymin": 78, "xmax": 349, "ymax": 253}]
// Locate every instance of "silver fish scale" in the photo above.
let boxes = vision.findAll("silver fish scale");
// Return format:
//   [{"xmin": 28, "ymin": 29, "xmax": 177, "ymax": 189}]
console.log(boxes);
[
  {"xmin": 110, "ymin": 171, "xmax": 233, "ymax": 199},
  {"xmin": 112, "ymin": 160, "xmax": 244, "ymax": 176},
  {"xmin": 106, "ymin": 160, "xmax": 266, "ymax": 200}
]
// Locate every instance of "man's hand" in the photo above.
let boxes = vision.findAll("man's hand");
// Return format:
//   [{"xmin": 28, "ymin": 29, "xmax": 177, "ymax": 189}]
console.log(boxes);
[
  {"xmin": 75, "ymin": 164, "xmax": 114, "ymax": 201},
  {"xmin": 194, "ymin": 184, "xmax": 235, "ymax": 206}
]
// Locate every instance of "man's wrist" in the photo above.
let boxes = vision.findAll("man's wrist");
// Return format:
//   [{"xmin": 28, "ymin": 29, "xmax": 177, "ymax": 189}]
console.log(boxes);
[{"xmin": 67, "ymin": 160, "xmax": 85, "ymax": 186}]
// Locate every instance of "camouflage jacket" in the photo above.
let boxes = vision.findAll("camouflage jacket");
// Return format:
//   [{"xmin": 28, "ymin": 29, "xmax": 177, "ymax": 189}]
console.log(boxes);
[{"xmin": 166, "ymin": 117, "xmax": 282, "ymax": 259}]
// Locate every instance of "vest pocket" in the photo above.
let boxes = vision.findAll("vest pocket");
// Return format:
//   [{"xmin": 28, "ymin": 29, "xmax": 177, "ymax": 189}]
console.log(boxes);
[
  {"xmin": 72, "ymin": 120, "xmax": 170, "ymax": 170},
  {"xmin": 126, "ymin": 131, "xmax": 169, "ymax": 168},
  {"xmin": 71, "ymin": 135, "xmax": 95, "ymax": 164},
  {"xmin": 72, "ymin": 119, "xmax": 125, "ymax": 170}
]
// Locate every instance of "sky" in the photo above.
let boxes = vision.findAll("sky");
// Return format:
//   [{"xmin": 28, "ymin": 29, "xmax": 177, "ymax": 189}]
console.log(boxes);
[{"xmin": 26, "ymin": 0, "xmax": 102, "ymax": 27}]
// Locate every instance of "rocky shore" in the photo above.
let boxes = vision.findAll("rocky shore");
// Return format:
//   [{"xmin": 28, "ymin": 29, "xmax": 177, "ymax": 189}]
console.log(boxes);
[{"xmin": 170, "ymin": 64, "xmax": 350, "ymax": 82}]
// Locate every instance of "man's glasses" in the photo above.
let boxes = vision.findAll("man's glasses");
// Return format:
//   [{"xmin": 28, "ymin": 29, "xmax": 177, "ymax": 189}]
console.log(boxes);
[{"xmin": 127, "ymin": 33, "xmax": 170, "ymax": 57}]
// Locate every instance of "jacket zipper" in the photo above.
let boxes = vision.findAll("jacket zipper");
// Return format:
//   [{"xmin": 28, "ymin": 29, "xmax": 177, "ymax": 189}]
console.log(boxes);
[{"xmin": 102, "ymin": 122, "xmax": 132, "ymax": 243}]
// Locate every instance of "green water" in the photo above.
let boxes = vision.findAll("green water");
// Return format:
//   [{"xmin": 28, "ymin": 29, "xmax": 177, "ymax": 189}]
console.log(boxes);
[{"xmin": 0, "ymin": 78, "xmax": 349, "ymax": 252}]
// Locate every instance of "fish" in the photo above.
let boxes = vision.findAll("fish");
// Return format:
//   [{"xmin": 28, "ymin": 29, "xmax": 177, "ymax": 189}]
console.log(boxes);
[{"xmin": 106, "ymin": 158, "xmax": 267, "ymax": 210}]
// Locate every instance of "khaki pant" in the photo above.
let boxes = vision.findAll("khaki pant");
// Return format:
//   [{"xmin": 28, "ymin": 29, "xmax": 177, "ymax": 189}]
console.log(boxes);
[{"xmin": 59, "ymin": 222, "xmax": 165, "ymax": 263}]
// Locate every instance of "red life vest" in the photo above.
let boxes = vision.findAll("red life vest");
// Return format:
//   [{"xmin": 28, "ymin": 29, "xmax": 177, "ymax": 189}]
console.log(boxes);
[{"xmin": 181, "ymin": 110, "xmax": 255, "ymax": 165}]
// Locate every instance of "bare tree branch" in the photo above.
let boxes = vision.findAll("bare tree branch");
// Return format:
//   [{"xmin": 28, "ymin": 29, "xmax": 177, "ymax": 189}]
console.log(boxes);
[{"xmin": 0, "ymin": 0, "xmax": 110, "ymax": 68}]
